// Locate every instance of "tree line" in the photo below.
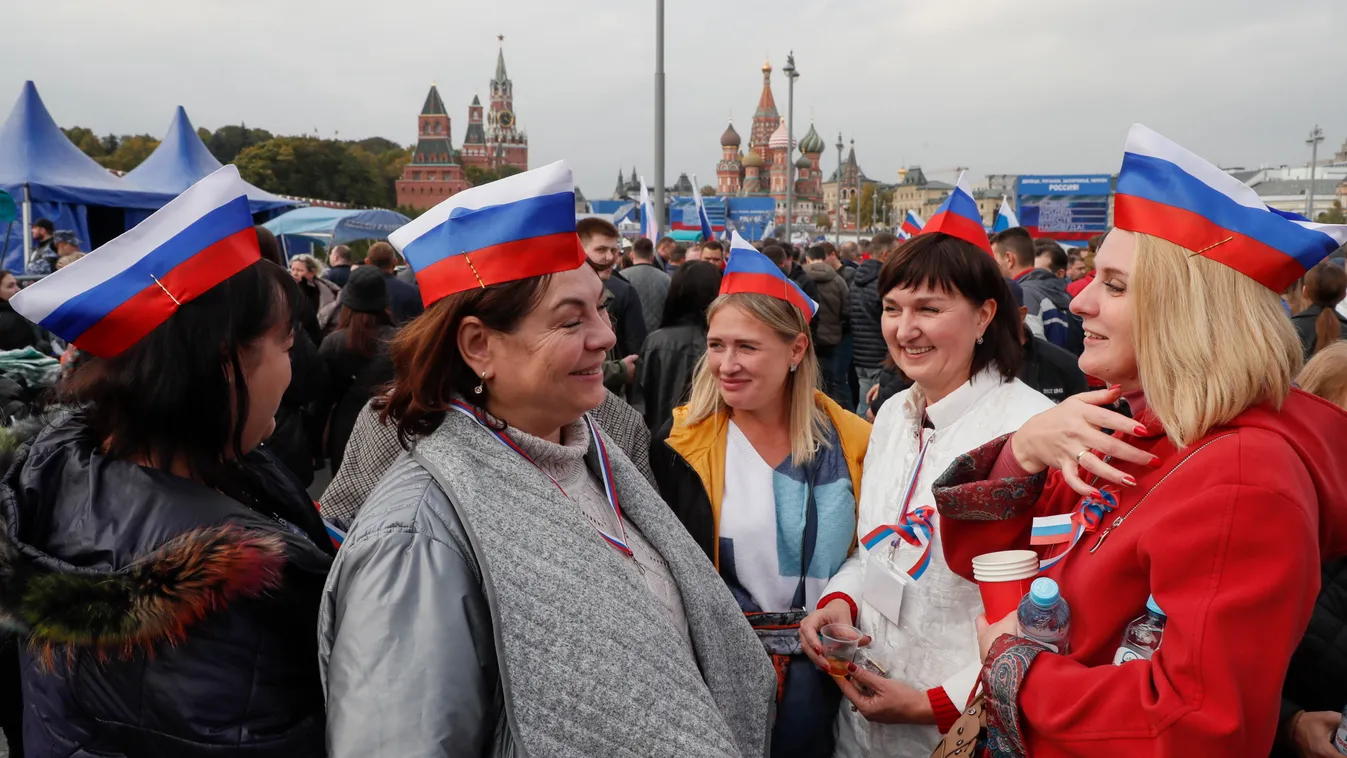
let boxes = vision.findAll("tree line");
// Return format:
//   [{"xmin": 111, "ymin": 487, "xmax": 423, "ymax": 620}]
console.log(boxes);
[{"xmin": 61, "ymin": 124, "xmax": 519, "ymax": 214}]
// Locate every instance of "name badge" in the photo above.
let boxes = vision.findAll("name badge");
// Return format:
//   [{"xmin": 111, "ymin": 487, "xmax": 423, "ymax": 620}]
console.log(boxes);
[{"xmin": 863, "ymin": 555, "xmax": 913, "ymax": 627}]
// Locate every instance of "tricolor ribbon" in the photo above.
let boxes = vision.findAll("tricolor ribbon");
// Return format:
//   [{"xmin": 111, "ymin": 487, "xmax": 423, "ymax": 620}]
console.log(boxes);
[
  {"xmin": 1035, "ymin": 489, "xmax": 1118, "ymax": 572},
  {"xmin": 449, "ymin": 399, "xmax": 634, "ymax": 558},
  {"xmin": 860, "ymin": 430, "xmax": 936, "ymax": 580}
]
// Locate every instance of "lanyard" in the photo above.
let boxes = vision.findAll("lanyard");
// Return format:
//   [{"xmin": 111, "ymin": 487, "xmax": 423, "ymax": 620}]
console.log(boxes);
[
  {"xmin": 448, "ymin": 400, "xmax": 634, "ymax": 558},
  {"xmin": 860, "ymin": 419, "xmax": 936, "ymax": 580}
]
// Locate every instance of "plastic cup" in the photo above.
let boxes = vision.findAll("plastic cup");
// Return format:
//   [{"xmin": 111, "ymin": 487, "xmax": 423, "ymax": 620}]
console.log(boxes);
[
  {"xmin": 819, "ymin": 623, "xmax": 862, "ymax": 678},
  {"xmin": 973, "ymin": 551, "xmax": 1039, "ymax": 620}
]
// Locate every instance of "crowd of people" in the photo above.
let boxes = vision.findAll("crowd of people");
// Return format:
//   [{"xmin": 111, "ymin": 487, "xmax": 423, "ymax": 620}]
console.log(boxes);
[{"xmin": 0, "ymin": 125, "xmax": 1340, "ymax": 758}]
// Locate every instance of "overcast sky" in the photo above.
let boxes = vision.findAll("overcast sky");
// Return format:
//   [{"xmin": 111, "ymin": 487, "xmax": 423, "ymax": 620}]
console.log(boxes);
[{"xmin": 4, "ymin": 0, "xmax": 1345, "ymax": 199}]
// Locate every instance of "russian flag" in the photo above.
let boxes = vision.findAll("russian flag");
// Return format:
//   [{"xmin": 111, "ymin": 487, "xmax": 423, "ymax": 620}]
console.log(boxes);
[
  {"xmin": 389, "ymin": 160, "xmax": 587, "ymax": 306},
  {"xmin": 992, "ymin": 196, "xmax": 1019, "ymax": 233},
  {"xmin": 11, "ymin": 165, "xmax": 260, "ymax": 358},
  {"xmin": 921, "ymin": 172, "xmax": 992, "ymax": 254},
  {"xmin": 721, "ymin": 231, "xmax": 818, "ymax": 317},
  {"xmin": 692, "ymin": 176, "xmax": 715, "ymax": 241},
  {"xmin": 899, "ymin": 211, "xmax": 924, "ymax": 239},
  {"xmin": 639, "ymin": 176, "xmax": 659, "ymax": 246},
  {"xmin": 1115, "ymin": 124, "xmax": 1347, "ymax": 292}
]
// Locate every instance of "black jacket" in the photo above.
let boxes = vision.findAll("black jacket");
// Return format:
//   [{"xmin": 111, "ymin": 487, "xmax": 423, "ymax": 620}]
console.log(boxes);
[
  {"xmin": 1290, "ymin": 304, "xmax": 1347, "ymax": 361},
  {"xmin": 1020, "ymin": 335, "xmax": 1089, "ymax": 403},
  {"xmin": 270, "ymin": 328, "xmax": 327, "ymax": 487},
  {"xmin": 0, "ymin": 300, "xmax": 40, "ymax": 352},
  {"xmin": 319, "ymin": 325, "xmax": 397, "ymax": 472},
  {"xmin": 383, "ymin": 273, "xmax": 425, "ymax": 325},
  {"xmin": 323, "ymin": 264, "xmax": 351, "ymax": 288},
  {"xmin": 1274, "ymin": 558, "xmax": 1347, "ymax": 757},
  {"xmin": 649, "ymin": 418, "xmax": 717, "ymax": 562},
  {"xmin": 606, "ymin": 272, "xmax": 649, "ymax": 358},
  {"xmin": 637, "ymin": 316, "xmax": 706, "ymax": 431},
  {"xmin": 0, "ymin": 413, "xmax": 334, "ymax": 758},
  {"xmin": 849, "ymin": 259, "xmax": 886, "ymax": 369}
]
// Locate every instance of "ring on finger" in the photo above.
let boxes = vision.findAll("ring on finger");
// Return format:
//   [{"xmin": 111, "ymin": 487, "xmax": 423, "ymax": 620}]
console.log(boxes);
[{"xmin": 1075, "ymin": 448, "xmax": 1091, "ymax": 464}]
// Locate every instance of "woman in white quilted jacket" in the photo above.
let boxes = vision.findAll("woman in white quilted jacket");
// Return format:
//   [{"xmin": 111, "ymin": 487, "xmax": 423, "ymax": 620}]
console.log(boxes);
[{"xmin": 799, "ymin": 229, "xmax": 1053, "ymax": 757}]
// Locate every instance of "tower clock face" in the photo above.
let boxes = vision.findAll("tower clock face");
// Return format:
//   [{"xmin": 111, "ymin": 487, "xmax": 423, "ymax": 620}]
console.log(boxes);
[{"xmin": 498, "ymin": 111, "xmax": 515, "ymax": 128}]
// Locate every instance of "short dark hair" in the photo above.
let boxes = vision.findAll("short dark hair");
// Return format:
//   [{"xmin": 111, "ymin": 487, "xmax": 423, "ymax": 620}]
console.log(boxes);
[
  {"xmin": 656, "ymin": 236, "xmax": 676, "ymax": 250},
  {"xmin": 632, "ymin": 237, "xmax": 655, "ymax": 260},
  {"xmin": 668, "ymin": 245, "xmax": 687, "ymax": 264},
  {"xmin": 1067, "ymin": 252, "xmax": 1082, "ymax": 267},
  {"xmin": 253, "ymin": 226, "xmax": 285, "ymax": 267},
  {"xmin": 761, "ymin": 244, "xmax": 787, "ymax": 267},
  {"xmin": 701, "ymin": 240, "xmax": 724, "ymax": 254},
  {"xmin": 806, "ymin": 245, "xmax": 827, "ymax": 261},
  {"xmin": 870, "ymin": 232, "xmax": 899, "ymax": 255},
  {"xmin": 60, "ymin": 261, "xmax": 300, "ymax": 504},
  {"xmin": 33, "ymin": 219, "xmax": 54, "ymax": 234},
  {"xmin": 1036, "ymin": 241, "xmax": 1068, "ymax": 273},
  {"xmin": 577, "ymin": 218, "xmax": 621, "ymax": 245},
  {"xmin": 376, "ymin": 275, "xmax": 552, "ymax": 445},
  {"xmin": 365, "ymin": 242, "xmax": 400, "ymax": 272},
  {"xmin": 989, "ymin": 227, "xmax": 1035, "ymax": 267},
  {"xmin": 1088, "ymin": 233, "xmax": 1107, "ymax": 253},
  {"xmin": 329, "ymin": 244, "xmax": 352, "ymax": 264},
  {"xmin": 661, "ymin": 260, "xmax": 722, "ymax": 329},
  {"xmin": 878, "ymin": 233, "xmax": 1023, "ymax": 382},
  {"xmin": 820, "ymin": 241, "xmax": 837, "ymax": 256}
]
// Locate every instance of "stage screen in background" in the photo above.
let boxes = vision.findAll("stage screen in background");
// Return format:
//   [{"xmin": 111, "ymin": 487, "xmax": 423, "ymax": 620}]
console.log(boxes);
[{"xmin": 1016, "ymin": 174, "xmax": 1113, "ymax": 248}]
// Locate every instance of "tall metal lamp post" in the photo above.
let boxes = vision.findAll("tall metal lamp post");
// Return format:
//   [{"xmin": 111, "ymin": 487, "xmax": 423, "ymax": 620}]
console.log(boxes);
[
  {"xmin": 653, "ymin": 0, "xmax": 665, "ymax": 238},
  {"xmin": 835, "ymin": 133, "xmax": 844, "ymax": 248},
  {"xmin": 783, "ymin": 53, "xmax": 798, "ymax": 245},
  {"xmin": 853, "ymin": 138, "xmax": 861, "ymax": 243},
  {"xmin": 1307, "ymin": 125, "xmax": 1325, "ymax": 221}
]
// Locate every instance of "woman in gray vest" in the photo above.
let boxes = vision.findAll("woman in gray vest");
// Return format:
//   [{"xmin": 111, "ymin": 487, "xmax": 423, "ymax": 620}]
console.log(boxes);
[{"xmin": 317, "ymin": 162, "xmax": 776, "ymax": 758}]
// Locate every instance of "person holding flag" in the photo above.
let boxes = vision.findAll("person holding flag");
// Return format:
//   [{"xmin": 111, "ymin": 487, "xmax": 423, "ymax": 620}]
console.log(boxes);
[
  {"xmin": 651, "ymin": 232, "xmax": 872, "ymax": 758},
  {"xmin": 798, "ymin": 173, "xmax": 1053, "ymax": 758},
  {"xmin": 992, "ymin": 196, "xmax": 1020, "ymax": 234},
  {"xmin": 0, "ymin": 166, "xmax": 335, "ymax": 757},
  {"xmin": 639, "ymin": 175, "xmax": 660, "ymax": 248},
  {"xmin": 319, "ymin": 161, "xmax": 776, "ymax": 758},
  {"xmin": 933, "ymin": 125, "xmax": 1347, "ymax": 757},
  {"xmin": 692, "ymin": 175, "xmax": 717, "ymax": 242}
]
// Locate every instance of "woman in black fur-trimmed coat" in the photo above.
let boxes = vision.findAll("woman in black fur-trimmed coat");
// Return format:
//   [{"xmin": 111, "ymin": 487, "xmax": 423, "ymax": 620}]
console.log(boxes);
[{"xmin": 0, "ymin": 261, "xmax": 334, "ymax": 758}]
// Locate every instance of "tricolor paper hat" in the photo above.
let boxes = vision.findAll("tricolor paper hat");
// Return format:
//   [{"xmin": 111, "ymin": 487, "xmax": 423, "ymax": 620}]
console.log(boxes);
[
  {"xmin": 10, "ymin": 165, "xmax": 260, "ymax": 358},
  {"xmin": 1116, "ymin": 124, "xmax": 1347, "ymax": 291},
  {"xmin": 920, "ymin": 172, "xmax": 992, "ymax": 254},
  {"xmin": 388, "ymin": 160, "xmax": 588, "ymax": 305},
  {"xmin": 721, "ymin": 231, "xmax": 818, "ymax": 317},
  {"xmin": 899, "ymin": 211, "xmax": 924, "ymax": 239}
]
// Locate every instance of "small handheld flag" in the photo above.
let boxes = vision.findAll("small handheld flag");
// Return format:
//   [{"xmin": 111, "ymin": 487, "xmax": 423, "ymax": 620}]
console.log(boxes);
[
  {"xmin": 899, "ymin": 211, "xmax": 924, "ymax": 239},
  {"xmin": 388, "ymin": 160, "xmax": 587, "ymax": 306},
  {"xmin": 920, "ymin": 172, "xmax": 992, "ymax": 254},
  {"xmin": 1115, "ymin": 124, "xmax": 1347, "ymax": 292},
  {"xmin": 691, "ymin": 175, "xmax": 715, "ymax": 242},
  {"xmin": 721, "ymin": 231, "xmax": 818, "ymax": 317},
  {"xmin": 639, "ymin": 176, "xmax": 659, "ymax": 247},
  {"xmin": 10, "ymin": 165, "xmax": 260, "ymax": 358},
  {"xmin": 992, "ymin": 196, "xmax": 1019, "ymax": 233}
]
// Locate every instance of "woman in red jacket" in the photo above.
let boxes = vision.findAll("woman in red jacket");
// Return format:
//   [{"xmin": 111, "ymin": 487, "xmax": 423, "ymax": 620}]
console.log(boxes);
[{"xmin": 922, "ymin": 124, "xmax": 1347, "ymax": 757}]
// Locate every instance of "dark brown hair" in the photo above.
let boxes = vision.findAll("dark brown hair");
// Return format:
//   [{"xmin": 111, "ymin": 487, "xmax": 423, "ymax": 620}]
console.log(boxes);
[
  {"xmin": 576, "ymin": 217, "xmax": 620, "ymax": 244},
  {"xmin": 338, "ymin": 307, "xmax": 394, "ymax": 357},
  {"xmin": 1305, "ymin": 260, "xmax": 1347, "ymax": 355},
  {"xmin": 989, "ymin": 227, "xmax": 1035, "ymax": 267},
  {"xmin": 375, "ymin": 276, "xmax": 551, "ymax": 445},
  {"xmin": 365, "ymin": 242, "xmax": 399, "ymax": 272},
  {"xmin": 878, "ymin": 232, "xmax": 1023, "ymax": 381},
  {"xmin": 253, "ymin": 226, "xmax": 285, "ymax": 267}
]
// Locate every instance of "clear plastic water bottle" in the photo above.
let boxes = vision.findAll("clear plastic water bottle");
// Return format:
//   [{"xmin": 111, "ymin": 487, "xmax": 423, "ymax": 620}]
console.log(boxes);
[
  {"xmin": 1114, "ymin": 595, "xmax": 1167, "ymax": 665},
  {"xmin": 1334, "ymin": 704, "xmax": 1347, "ymax": 754},
  {"xmin": 1017, "ymin": 577, "xmax": 1070, "ymax": 654}
]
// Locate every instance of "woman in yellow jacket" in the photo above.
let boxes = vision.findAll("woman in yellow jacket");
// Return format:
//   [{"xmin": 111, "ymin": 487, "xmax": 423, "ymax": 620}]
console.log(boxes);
[{"xmin": 651, "ymin": 239, "xmax": 870, "ymax": 758}]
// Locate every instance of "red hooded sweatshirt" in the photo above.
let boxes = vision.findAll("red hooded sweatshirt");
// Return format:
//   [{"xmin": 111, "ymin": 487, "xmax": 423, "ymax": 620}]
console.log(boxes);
[{"xmin": 934, "ymin": 388, "xmax": 1347, "ymax": 757}]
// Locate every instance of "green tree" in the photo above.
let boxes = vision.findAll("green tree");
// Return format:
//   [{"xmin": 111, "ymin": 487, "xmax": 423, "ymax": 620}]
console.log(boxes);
[
  {"xmin": 197, "ymin": 127, "xmax": 213, "ymax": 145},
  {"xmin": 62, "ymin": 126, "xmax": 107, "ymax": 159},
  {"xmin": 100, "ymin": 134, "xmax": 120, "ymax": 155},
  {"xmin": 700, "ymin": 184, "xmax": 718, "ymax": 197},
  {"xmin": 97, "ymin": 135, "xmax": 160, "ymax": 172},
  {"xmin": 814, "ymin": 213, "xmax": 832, "ymax": 231},
  {"xmin": 235, "ymin": 137, "xmax": 385, "ymax": 206},
  {"xmin": 464, "ymin": 164, "xmax": 523, "ymax": 186},
  {"xmin": 208, "ymin": 125, "xmax": 274, "ymax": 163},
  {"xmin": 353, "ymin": 137, "xmax": 404, "ymax": 155},
  {"xmin": 1316, "ymin": 200, "xmax": 1346, "ymax": 224}
]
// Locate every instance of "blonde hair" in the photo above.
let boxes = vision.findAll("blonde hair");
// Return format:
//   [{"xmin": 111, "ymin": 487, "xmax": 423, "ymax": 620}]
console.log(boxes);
[
  {"xmin": 1132, "ymin": 233, "xmax": 1302, "ymax": 448},
  {"xmin": 682, "ymin": 293, "xmax": 829, "ymax": 465},
  {"xmin": 1297, "ymin": 341, "xmax": 1347, "ymax": 410}
]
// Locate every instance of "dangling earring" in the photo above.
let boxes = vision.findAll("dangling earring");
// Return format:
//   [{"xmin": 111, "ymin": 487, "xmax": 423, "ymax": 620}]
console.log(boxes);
[
  {"xmin": 790, "ymin": 363, "xmax": 798, "ymax": 373},
  {"xmin": 976, "ymin": 335, "xmax": 984, "ymax": 345},
  {"xmin": 474, "ymin": 371, "xmax": 488, "ymax": 394}
]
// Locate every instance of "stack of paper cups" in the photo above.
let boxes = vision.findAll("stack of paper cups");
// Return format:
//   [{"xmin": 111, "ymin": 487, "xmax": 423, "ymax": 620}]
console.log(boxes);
[{"xmin": 972, "ymin": 550, "xmax": 1040, "ymax": 620}]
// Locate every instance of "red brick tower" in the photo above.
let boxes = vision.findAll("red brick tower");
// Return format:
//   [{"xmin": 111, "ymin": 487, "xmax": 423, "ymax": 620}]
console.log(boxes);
[
  {"xmin": 486, "ymin": 36, "xmax": 528, "ymax": 172},
  {"xmin": 717, "ymin": 120, "xmax": 743, "ymax": 195},
  {"xmin": 461, "ymin": 94, "xmax": 488, "ymax": 170},
  {"xmin": 749, "ymin": 59, "xmax": 780, "ymax": 167},
  {"xmin": 395, "ymin": 85, "xmax": 470, "ymax": 210}
]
